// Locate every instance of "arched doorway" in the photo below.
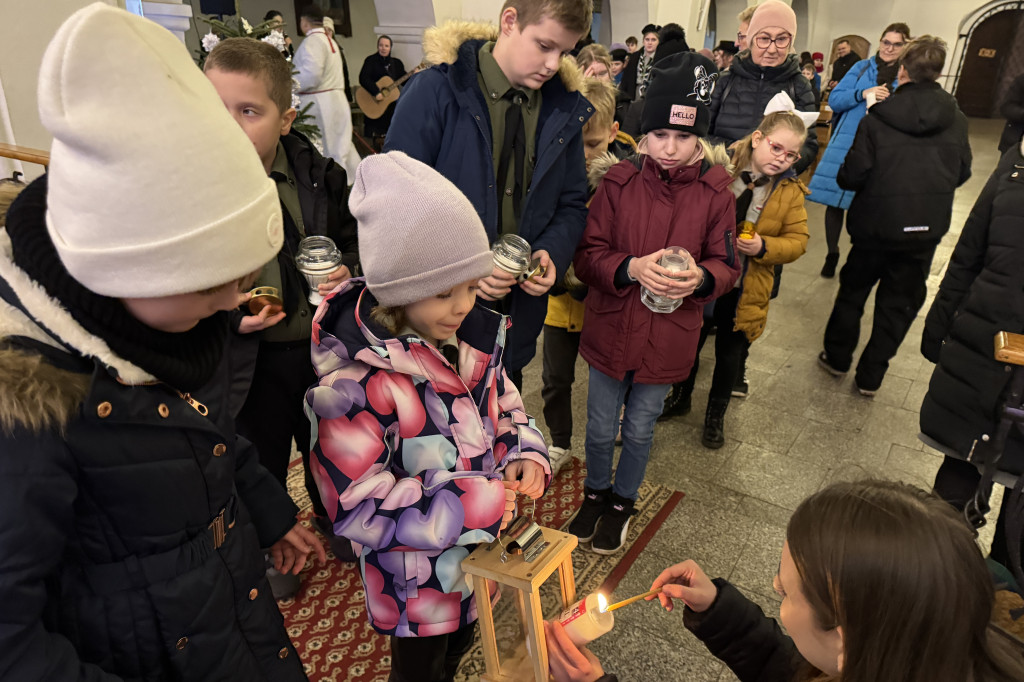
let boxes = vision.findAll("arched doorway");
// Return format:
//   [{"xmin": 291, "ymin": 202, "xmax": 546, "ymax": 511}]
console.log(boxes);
[{"xmin": 951, "ymin": 1, "xmax": 1024, "ymax": 117}]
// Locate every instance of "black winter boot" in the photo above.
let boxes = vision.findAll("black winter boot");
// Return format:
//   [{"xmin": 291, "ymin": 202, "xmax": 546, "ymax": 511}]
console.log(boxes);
[
  {"xmin": 702, "ymin": 398, "xmax": 729, "ymax": 449},
  {"xmin": 657, "ymin": 382, "xmax": 693, "ymax": 422},
  {"xmin": 568, "ymin": 486, "xmax": 612, "ymax": 542},
  {"xmin": 820, "ymin": 252, "xmax": 840, "ymax": 278}
]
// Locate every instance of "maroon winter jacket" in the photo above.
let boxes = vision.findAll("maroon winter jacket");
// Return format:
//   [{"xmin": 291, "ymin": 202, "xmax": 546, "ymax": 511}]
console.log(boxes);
[{"xmin": 574, "ymin": 156, "xmax": 739, "ymax": 384}]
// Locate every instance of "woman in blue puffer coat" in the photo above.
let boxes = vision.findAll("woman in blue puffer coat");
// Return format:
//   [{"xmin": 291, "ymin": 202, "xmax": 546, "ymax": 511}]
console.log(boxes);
[{"xmin": 807, "ymin": 22, "xmax": 910, "ymax": 277}]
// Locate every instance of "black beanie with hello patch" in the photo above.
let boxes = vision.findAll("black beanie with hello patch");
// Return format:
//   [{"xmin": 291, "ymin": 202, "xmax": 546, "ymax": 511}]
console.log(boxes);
[{"xmin": 641, "ymin": 52, "xmax": 719, "ymax": 137}]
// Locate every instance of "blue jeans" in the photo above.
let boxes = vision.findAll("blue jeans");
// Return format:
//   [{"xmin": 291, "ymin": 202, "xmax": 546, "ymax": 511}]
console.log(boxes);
[{"xmin": 584, "ymin": 367, "xmax": 671, "ymax": 500}]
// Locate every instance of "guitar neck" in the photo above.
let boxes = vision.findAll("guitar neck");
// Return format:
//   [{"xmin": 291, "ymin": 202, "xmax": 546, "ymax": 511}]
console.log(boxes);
[{"xmin": 382, "ymin": 62, "xmax": 427, "ymax": 93}]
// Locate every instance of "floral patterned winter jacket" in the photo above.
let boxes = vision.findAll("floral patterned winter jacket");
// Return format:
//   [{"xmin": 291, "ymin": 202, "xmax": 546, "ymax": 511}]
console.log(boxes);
[{"xmin": 306, "ymin": 280, "xmax": 550, "ymax": 637}]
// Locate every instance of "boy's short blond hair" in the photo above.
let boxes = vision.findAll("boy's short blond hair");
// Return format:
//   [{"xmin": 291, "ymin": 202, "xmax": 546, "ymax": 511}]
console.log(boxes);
[
  {"xmin": 502, "ymin": 0, "xmax": 593, "ymax": 36},
  {"xmin": 579, "ymin": 78, "xmax": 618, "ymax": 134},
  {"xmin": 204, "ymin": 37, "xmax": 293, "ymax": 114}
]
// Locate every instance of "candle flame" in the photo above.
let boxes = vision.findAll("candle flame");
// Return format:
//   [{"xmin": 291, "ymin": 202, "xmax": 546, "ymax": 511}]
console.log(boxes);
[{"xmin": 597, "ymin": 593, "xmax": 608, "ymax": 613}]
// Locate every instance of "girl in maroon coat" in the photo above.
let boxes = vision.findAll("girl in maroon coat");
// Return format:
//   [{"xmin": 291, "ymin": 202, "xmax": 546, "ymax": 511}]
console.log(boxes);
[{"xmin": 569, "ymin": 53, "xmax": 740, "ymax": 554}]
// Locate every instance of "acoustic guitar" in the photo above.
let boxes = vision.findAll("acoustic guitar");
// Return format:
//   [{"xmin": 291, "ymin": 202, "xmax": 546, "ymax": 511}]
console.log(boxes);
[{"xmin": 355, "ymin": 62, "xmax": 426, "ymax": 120}]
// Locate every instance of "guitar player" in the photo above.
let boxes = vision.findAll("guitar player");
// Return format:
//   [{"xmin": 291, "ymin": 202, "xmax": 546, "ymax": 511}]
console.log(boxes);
[{"xmin": 358, "ymin": 35, "xmax": 420, "ymax": 150}]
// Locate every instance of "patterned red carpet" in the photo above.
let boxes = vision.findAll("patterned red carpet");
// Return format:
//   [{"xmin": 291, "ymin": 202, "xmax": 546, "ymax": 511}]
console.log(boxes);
[{"xmin": 279, "ymin": 459, "xmax": 683, "ymax": 682}]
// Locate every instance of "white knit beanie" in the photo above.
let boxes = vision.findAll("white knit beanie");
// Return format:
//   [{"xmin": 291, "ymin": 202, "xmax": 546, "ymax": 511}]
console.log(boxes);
[
  {"xmin": 38, "ymin": 3, "xmax": 283, "ymax": 298},
  {"xmin": 350, "ymin": 152, "xmax": 494, "ymax": 307}
]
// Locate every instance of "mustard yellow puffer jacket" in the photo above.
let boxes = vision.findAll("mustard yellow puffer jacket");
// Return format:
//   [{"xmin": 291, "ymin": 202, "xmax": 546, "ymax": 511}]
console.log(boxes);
[
  {"xmin": 546, "ymin": 132, "xmax": 637, "ymax": 332},
  {"xmin": 735, "ymin": 177, "xmax": 810, "ymax": 342}
]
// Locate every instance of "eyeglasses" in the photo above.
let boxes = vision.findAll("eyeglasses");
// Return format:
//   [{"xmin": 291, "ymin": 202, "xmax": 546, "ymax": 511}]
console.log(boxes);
[
  {"xmin": 763, "ymin": 136, "xmax": 801, "ymax": 164},
  {"xmin": 880, "ymin": 39, "xmax": 906, "ymax": 49},
  {"xmin": 754, "ymin": 32, "xmax": 792, "ymax": 50},
  {"xmin": 736, "ymin": 31, "xmax": 747, "ymax": 42}
]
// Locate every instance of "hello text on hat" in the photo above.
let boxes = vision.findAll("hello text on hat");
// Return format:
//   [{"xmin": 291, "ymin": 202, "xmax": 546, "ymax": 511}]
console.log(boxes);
[{"xmin": 641, "ymin": 52, "xmax": 719, "ymax": 136}]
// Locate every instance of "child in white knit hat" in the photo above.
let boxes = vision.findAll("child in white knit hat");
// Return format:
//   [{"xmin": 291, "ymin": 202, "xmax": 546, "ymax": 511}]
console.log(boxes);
[
  {"xmin": 0, "ymin": 4, "xmax": 323, "ymax": 680},
  {"xmin": 305, "ymin": 151, "xmax": 550, "ymax": 679}
]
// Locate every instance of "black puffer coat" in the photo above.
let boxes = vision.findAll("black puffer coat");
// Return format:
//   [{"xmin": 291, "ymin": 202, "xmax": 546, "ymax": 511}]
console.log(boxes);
[
  {"xmin": 920, "ymin": 142, "xmax": 1024, "ymax": 471},
  {"xmin": 0, "ymin": 230, "xmax": 305, "ymax": 677},
  {"xmin": 709, "ymin": 53, "xmax": 818, "ymax": 174},
  {"xmin": 837, "ymin": 80, "xmax": 971, "ymax": 250}
]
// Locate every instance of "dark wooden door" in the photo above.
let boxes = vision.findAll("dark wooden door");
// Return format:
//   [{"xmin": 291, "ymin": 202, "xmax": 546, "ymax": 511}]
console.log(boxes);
[{"xmin": 955, "ymin": 10, "xmax": 1022, "ymax": 117}]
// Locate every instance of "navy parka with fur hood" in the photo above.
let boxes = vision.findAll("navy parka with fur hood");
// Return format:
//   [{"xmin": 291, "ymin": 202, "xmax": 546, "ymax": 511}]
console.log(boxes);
[{"xmin": 384, "ymin": 22, "xmax": 592, "ymax": 373}]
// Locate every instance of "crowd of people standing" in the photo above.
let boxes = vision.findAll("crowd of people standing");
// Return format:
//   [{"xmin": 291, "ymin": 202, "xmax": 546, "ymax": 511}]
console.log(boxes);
[{"xmin": 2, "ymin": 1, "xmax": 1024, "ymax": 682}]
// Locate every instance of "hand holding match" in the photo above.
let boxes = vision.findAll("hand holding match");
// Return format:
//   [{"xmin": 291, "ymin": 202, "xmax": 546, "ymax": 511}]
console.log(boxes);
[{"xmin": 604, "ymin": 587, "xmax": 664, "ymax": 612}]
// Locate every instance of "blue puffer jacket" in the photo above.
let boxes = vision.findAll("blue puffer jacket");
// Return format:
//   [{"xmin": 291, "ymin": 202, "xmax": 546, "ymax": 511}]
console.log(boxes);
[
  {"xmin": 807, "ymin": 56, "xmax": 896, "ymax": 209},
  {"xmin": 384, "ymin": 22, "xmax": 591, "ymax": 372}
]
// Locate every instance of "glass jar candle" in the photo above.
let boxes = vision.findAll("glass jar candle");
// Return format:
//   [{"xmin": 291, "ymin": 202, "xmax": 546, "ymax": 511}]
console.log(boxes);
[
  {"xmin": 738, "ymin": 220, "xmax": 756, "ymax": 240},
  {"xmin": 295, "ymin": 236, "xmax": 343, "ymax": 305},
  {"xmin": 640, "ymin": 246, "xmax": 692, "ymax": 314},
  {"xmin": 492, "ymin": 234, "xmax": 532, "ymax": 278}
]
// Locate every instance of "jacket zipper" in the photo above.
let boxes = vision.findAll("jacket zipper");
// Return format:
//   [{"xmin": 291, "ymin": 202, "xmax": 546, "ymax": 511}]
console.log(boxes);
[{"xmin": 176, "ymin": 390, "xmax": 209, "ymax": 416}]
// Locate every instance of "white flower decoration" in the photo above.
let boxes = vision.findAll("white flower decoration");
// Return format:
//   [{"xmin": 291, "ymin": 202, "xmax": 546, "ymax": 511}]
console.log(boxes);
[
  {"xmin": 241, "ymin": 17, "xmax": 253, "ymax": 34},
  {"xmin": 201, "ymin": 31, "xmax": 220, "ymax": 52},
  {"xmin": 262, "ymin": 29, "xmax": 286, "ymax": 51},
  {"xmin": 291, "ymin": 92, "xmax": 302, "ymax": 109}
]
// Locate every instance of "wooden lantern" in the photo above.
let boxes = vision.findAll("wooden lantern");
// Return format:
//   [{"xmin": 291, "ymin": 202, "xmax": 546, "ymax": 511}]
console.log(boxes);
[{"xmin": 461, "ymin": 525, "xmax": 578, "ymax": 682}]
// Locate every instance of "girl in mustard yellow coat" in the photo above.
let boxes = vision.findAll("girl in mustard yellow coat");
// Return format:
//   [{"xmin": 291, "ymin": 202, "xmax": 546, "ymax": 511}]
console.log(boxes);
[{"xmin": 666, "ymin": 111, "xmax": 810, "ymax": 448}]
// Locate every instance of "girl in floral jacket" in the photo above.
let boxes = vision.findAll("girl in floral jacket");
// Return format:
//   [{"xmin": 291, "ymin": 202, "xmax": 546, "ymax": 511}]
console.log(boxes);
[{"xmin": 306, "ymin": 152, "xmax": 550, "ymax": 681}]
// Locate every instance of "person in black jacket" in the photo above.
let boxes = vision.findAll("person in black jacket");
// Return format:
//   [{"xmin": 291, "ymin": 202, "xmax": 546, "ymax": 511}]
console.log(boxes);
[
  {"xmin": 359, "ymin": 35, "xmax": 407, "ymax": 143},
  {"xmin": 545, "ymin": 480, "xmax": 1024, "ymax": 682},
  {"xmin": 0, "ymin": 6, "xmax": 325, "ymax": 680},
  {"xmin": 707, "ymin": 1, "xmax": 818, "ymax": 175},
  {"xmin": 205, "ymin": 38, "xmax": 361, "ymax": 590},
  {"xmin": 998, "ymin": 72, "xmax": 1024, "ymax": 153},
  {"xmin": 819, "ymin": 36, "xmax": 972, "ymax": 395},
  {"xmin": 826, "ymin": 40, "xmax": 862, "ymax": 91},
  {"xmin": 922, "ymin": 130, "xmax": 1024, "ymax": 572},
  {"xmin": 618, "ymin": 23, "xmax": 660, "ymax": 102}
]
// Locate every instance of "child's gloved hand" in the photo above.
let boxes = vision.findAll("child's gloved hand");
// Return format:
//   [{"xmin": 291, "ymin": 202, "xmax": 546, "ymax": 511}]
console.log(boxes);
[
  {"xmin": 649, "ymin": 559, "xmax": 718, "ymax": 613},
  {"xmin": 503, "ymin": 460, "xmax": 546, "ymax": 499},
  {"xmin": 500, "ymin": 481, "xmax": 519, "ymax": 532},
  {"xmin": 269, "ymin": 522, "xmax": 328, "ymax": 575}
]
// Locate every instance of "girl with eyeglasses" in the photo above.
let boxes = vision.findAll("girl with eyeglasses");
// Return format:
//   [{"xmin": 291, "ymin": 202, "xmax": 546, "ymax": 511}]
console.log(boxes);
[
  {"xmin": 667, "ymin": 111, "xmax": 811, "ymax": 449},
  {"xmin": 807, "ymin": 22, "xmax": 911, "ymax": 278}
]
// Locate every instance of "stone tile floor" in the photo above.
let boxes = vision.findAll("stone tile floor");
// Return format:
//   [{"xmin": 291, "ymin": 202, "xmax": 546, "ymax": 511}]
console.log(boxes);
[{"xmin": 511, "ymin": 118, "xmax": 1009, "ymax": 680}]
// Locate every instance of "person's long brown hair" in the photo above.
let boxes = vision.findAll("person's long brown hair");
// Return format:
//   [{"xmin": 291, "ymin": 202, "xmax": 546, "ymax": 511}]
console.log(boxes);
[
  {"xmin": 728, "ymin": 111, "xmax": 807, "ymax": 181},
  {"xmin": 788, "ymin": 480, "xmax": 1024, "ymax": 682}
]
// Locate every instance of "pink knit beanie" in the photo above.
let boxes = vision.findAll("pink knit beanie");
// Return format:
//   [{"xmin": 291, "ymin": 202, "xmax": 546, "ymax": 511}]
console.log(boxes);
[
  {"xmin": 349, "ymin": 152, "xmax": 494, "ymax": 307},
  {"xmin": 747, "ymin": 1, "xmax": 798, "ymax": 44}
]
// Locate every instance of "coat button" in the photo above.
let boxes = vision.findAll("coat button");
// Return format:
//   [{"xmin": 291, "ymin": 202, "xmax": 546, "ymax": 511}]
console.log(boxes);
[
  {"xmin": 475, "ymin": 115, "xmax": 481, "ymax": 120},
  {"xmin": 176, "ymin": 636, "xmax": 188, "ymax": 650},
  {"xmin": 248, "ymin": 588, "xmax": 259, "ymax": 601},
  {"xmin": 558, "ymin": 137, "xmax": 564, "ymax": 144},
  {"xmin": 96, "ymin": 402, "xmax": 112, "ymax": 418},
  {"xmin": 278, "ymin": 647, "xmax": 289, "ymax": 659},
  {"xmin": 504, "ymin": 187, "xmax": 513, "ymax": 196},
  {"xmin": 578, "ymin": 116, "xmax": 584, "ymax": 122},
  {"xmin": 157, "ymin": 404, "xmax": 170, "ymax": 418},
  {"xmin": 213, "ymin": 443, "xmax": 227, "ymax": 457}
]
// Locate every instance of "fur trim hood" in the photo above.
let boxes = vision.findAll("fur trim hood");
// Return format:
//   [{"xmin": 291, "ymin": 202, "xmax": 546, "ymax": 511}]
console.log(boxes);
[
  {"xmin": 587, "ymin": 137, "xmax": 732, "ymax": 191},
  {"xmin": 422, "ymin": 20, "xmax": 583, "ymax": 93},
  {"xmin": 0, "ymin": 230, "xmax": 156, "ymax": 433}
]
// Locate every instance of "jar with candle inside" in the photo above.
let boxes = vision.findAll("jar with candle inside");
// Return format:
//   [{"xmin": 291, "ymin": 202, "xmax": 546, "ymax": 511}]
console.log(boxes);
[
  {"xmin": 294, "ymin": 236, "xmax": 343, "ymax": 305},
  {"xmin": 641, "ymin": 246, "xmax": 693, "ymax": 313},
  {"xmin": 491, "ymin": 234, "xmax": 546, "ymax": 298}
]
